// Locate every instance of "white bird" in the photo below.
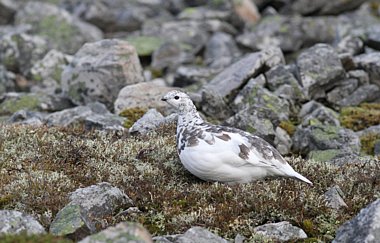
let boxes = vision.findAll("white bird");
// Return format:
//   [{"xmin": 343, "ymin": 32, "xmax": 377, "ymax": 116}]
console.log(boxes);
[{"xmin": 161, "ymin": 90, "xmax": 312, "ymax": 185}]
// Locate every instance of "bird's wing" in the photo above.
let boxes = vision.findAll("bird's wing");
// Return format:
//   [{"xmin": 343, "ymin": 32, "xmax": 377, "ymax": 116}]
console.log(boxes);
[{"xmin": 203, "ymin": 124, "xmax": 288, "ymax": 169}]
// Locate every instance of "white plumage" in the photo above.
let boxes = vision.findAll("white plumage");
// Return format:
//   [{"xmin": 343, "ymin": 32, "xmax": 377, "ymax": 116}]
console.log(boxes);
[{"xmin": 161, "ymin": 90, "xmax": 312, "ymax": 185}]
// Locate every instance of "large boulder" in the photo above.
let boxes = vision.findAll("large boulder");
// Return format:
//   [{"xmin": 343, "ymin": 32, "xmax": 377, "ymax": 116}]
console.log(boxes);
[
  {"xmin": 15, "ymin": 2, "xmax": 103, "ymax": 54},
  {"xmin": 78, "ymin": 222, "xmax": 153, "ymax": 243},
  {"xmin": 296, "ymin": 44, "xmax": 345, "ymax": 99},
  {"xmin": 333, "ymin": 199, "xmax": 380, "ymax": 243},
  {"xmin": 0, "ymin": 210, "xmax": 45, "ymax": 235},
  {"xmin": 353, "ymin": 53, "xmax": 380, "ymax": 87},
  {"xmin": 62, "ymin": 39, "xmax": 144, "ymax": 110}
]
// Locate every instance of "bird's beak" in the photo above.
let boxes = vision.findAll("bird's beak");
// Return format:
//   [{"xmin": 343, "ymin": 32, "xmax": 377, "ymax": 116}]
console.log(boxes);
[{"xmin": 161, "ymin": 97, "xmax": 167, "ymax": 101}]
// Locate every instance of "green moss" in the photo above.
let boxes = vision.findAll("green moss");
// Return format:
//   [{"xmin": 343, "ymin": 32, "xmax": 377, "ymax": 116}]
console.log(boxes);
[
  {"xmin": 307, "ymin": 149, "xmax": 343, "ymax": 162},
  {"xmin": 0, "ymin": 233, "xmax": 73, "ymax": 243},
  {"xmin": 126, "ymin": 36, "xmax": 163, "ymax": 56},
  {"xmin": 360, "ymin": 133, "xmax": 380, "ymax": 155},
  {"xmin": 119, "ymin": 107, "xmax": 147, "ymax": 128},
  {"xmin": 279, "ymin": 120, "xmax": 296, "ymax": 136},
  {"xmin": 340, "ymin": 103, "xmax": 380, "ymax": 131},
  {"xmin": 0, "ymin": 95, "xmax": 40, "ymax": 115}
]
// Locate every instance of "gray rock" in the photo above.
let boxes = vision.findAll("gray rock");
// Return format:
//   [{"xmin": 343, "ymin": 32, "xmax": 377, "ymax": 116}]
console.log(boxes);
[
  {"xmin": 225, "ymin": 106, "xmax": 276, "ymax": 145},
  {"xmin": 8, "ymin": 110, "xmax": 45, "ymax": 126},
  {"xmin": 0, "ymin": 210, "xmax": 45, "ymax": 235},
  {"xmin": 15, "ymin": 2, "xmax": 103, "ymax": 54},
  {"xmin": 78, "ymin": 222, "xmax": 153, "ymax": 243},
  {"xmin": 293, "ymin": 124, "xmax": 361, "ymax": 156},
  {"xmin": 236, "ymin": 15, "xmax": 336, "ymax": 52},
  {"xmin": 288, "ymin": 0, "xmax": 367, "ymax": 15},
  {"xmin": 204, "ymin": 32, "xmax": 241, "ymax": 68},
  {"xmin": 299, "ymin": 101, "xmax": 340, "ymax": 127},
  {"xmin": 333, "ymin": 199, "xmax": 380, "ymax": 243},
  {"xmin": 204, "ymin": 47, "xmax": 284, "ymax": 99},
  {"xmin": 30, "ymin": 49, "xmax": 73, "ymax": 95},
  {"xmin": 0, "ymin": 0, "xmax": 16, "ymax": 24},
  {"xmin": 200, "ymin": 89, "xmax": 233, "ymax": 120},
  {"xmin": 0, "ymin": 92, "xmax": 72, "ymax": 116},
  {"xmin": 114, "ymin": 80, "xmax": 176, "ymax": 116},
  {"xmin": 45, "ymin": 103, "xmax": 125, "ymax": 130},
  {"xmin": 50, "ymin": 182, "xmax": 133, "ymax": 240},
  {"xmin": 178, "ymin": 6, "xmax": 230, "ymax": 21},
  {"xmin": 354, "ymin": 52, "xmax": 380, "ymax": 87},
  {"xmin": 0, "ymin": 65, "xmax": 15, "ymax": 95},
  {"xmin": 324, "ymin": 185, "xmax": 348, "ymax": 210},
  {"xmin": 374, "ymin": 141, "xmax": 380, "ymax": 156},
  {"xmin": 356, "ymin": 125, "xmax": 380, "ymax": 137},
  {"xmin": 129, "ymin": 109, "xmax": 164, "ymax": 134},
  {"xmin": 175, "ymin": 226, "xmax": 228, "ymax": 243},
  {"xmin": 336, "ymin": 35, "xmax": 364, "ymax": 56},
  {"xmin": 173, "ymin": 65, "xmax": 220, "ymax": 88},
  {"xmin": 297, "ymin": 44, "xmax": 345, "ymax": 99},
  {"xmin": 151, "ymin": 41, "xmax": 194, "ymax": 72},
  {"xmin": 347, "ymin": 70, "xmax": 369, "ymax": 85},
  {"xmin": 50, "ymin": 204, "xmax": 95, "ymax": 240},
  {"xmin": 337, "ymin": 84, "xmax": 380, "ymax": 107},
  {"xmin": 367, "ymin": 25, "xmax": 380, "ymax": 50},
  {"xmin": 274, "ymin": 126, "xmax": 292, "ymax": 155},
  {"xmin": 265, "ymin": 64, "xmax": 306, "ymax": 102},
  {"xmin": 62, "ymin": 39, "xmax": 144, "ymax": 109},
  {"xmin": 254, "ymin": 221, "xmax": 307, "ymax": 242},
  {"xmin": 327, "ymin": 79, "xmax": 359, "ymax": 106},
  {"xmin": 0, "ymin": 32, "xmax": 48, "ymax": 75}
]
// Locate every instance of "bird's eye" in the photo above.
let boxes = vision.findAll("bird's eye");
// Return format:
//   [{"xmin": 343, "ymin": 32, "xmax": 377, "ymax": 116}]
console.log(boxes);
[{"xmin": 174, "ymin": 96, "xmax": 179, "ymax": 100}]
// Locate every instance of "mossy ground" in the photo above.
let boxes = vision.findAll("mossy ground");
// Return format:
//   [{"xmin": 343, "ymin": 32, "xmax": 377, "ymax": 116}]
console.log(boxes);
[
  {"xmin": 0, "ymin": 124, "xmax": 379, "ymax": 242},
  {"xmin": 340, "ymin": 103, "xmax": 380, "ymax": 131}
]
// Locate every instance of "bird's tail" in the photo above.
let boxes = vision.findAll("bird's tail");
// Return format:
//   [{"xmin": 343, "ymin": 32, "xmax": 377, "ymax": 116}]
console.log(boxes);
[{"xmin": 291, "ymin": 171, "xmax": 313, "ymax": 185}]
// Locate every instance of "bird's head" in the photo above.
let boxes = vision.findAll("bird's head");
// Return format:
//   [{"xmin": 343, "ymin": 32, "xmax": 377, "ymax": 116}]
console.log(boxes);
[{"xmin": 161, "ymin": 90, "xmax": 195, "ymax": 114}]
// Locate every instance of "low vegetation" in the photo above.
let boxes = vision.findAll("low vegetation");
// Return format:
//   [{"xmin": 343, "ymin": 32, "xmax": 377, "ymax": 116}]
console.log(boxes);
[{"xmin": 0, "ymin": 124, "xmax": 379, "ymax": 242}]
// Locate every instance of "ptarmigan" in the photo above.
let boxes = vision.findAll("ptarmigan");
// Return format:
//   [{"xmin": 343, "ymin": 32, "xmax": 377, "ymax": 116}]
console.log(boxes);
[{"xmin": 161, "ymin": 90, "xmax": 312, "ymax": 185}]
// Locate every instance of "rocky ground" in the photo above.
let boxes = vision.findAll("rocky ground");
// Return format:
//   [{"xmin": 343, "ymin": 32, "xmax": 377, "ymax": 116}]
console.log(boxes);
[{"xmin": 0, "ymin": 0, "xmax": 379, "ymax": 242}]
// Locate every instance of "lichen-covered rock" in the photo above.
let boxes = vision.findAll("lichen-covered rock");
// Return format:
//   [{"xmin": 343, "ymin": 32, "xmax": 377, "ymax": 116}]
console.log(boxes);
[
  {"xmin": 225, "ymin": 106, "xmax": 275, "ymax": 145},
  {"xmin": 299, "ymin": 101, "xmax": 340, "ymax": 126},
  {"xmin": 333, "ymin": 199, "xmax": 380, "ymax": 243},
  {"xmin": 62, "ymin": 39, "xmax": 144, "ymax": 109},
  {"xmin": 0, "ymin": 210, "xmax": 45, "ymax": 235},
  {"xmin": 178, "ymin": 6, "xmax": 230, "ymax": 21},
  {"xmin": 0, "ymin": 32, "xmax": 48, "ymax": 75},
  {"xmin": 327, "ymin": 79, "xmax": 359, "ymax": 106},
  {"xmin": 176, "ymin": 226, "xmax": 228, "ymax": 243},
  {"xmin": 353, "ymin": 53, "xmax": 380, "ymax": 87},
  {"xmin": 293, "ymin": 124, "xmax": 361, "ymax": 156},
  {"xmin": 173, "ymin": 65, "xmax": 220, "ymax": 88},
  {"xmin": 129, "ymin": 109, "xmax": 164, "ymax": 134},
  {"xmin": 50, "ymin": 204, "xmax": 95, "ymax": 240},
  {"xmin": 0, "ymin": 65, "xmax": 15, "ymax": 95},
  {"xmin": 203, "ymin": 47, "xmax": 284, "ymax": 99},
  {"xmin": 50, "ymin": 182, "xmax": 133, "ymax": 240},
  {"xmin": 8, "ymin": 109, "xmax": 45, "ymax": 126},
  {"xmin": 335, "ymin": 35, "xmax": 364, "ymax": 56},
  {"xmin": 15, "ymin": 1, "xmax": 103, "ymax": 54},
  {"xmin": 274, "ymin": 126, "xmax": 292, "ymax": 155},
  {"xmin": 324, "ymin": 185, "xmax": 348, "ymax": 210},
  {"xmin": 288, "ymin": 0, "xmax": 367, "ymax": 15},
  {"xmin": 204, "ymin": 32, "xmax": 241, "ymax": 68},
  {"xmin": 78, "ymin": 222, "xmax": 153, "ymax": 243},
  {"xmin": 0, "ymin": 92, "xmax": 72, "ymax": 116},
  {"xmin": 114, "ymin": 80, "xmax": 175, "ymax": 116},
  {"xmin": 296, "ymin": 43, "xmax": 345, "ymax": 99},
  {"xmin": 45, "ymin": 102, "xmax": 125, "ymax": 130},
  {"xmin": 0, "ymin": 0, "xmax": 16, "ymax": 25},
  {"xmin": 126, "ymin": 36, "xmax": 164, "ymax": 57},
  {"xmin": 254, "ymin": 221, "xmax": 307, "ymax": 242},
  {"xmin": 307, "ymin": 149, "xmax": 356, "ymax": 163},
  {"xmin": 336, "ymin": 84, "xmax": 380, "ymax": 107},
  {"xmin": 29, "ymin": 49, "xmax": 73, "ymax": 95}
]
